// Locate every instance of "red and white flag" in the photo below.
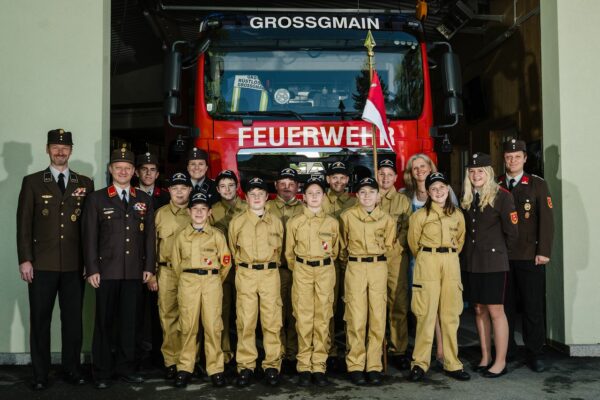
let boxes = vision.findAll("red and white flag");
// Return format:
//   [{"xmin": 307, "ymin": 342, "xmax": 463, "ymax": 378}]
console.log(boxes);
[{"xmin": 362, "ymin": 72, "xmax": 392, "ymax": 149}]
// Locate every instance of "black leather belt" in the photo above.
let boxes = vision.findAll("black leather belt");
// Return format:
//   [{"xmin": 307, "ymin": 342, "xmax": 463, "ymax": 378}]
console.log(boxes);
[
  {"xmin": 348, "ymin": 255, "xmax": 387, "ymax": 263},
  {"xmin": 183, "ymin": 268, "xmax": 219, "ymax": 275},
  {"xmin": 295, "ymin": 256, "xmax": 332, "ymax": 267},
  {"xmin": 421, "ymin": 247, "xmax": 456, "ymax": 253},
  {"xmin": 158, "ymin": 262, "xmax": 170, "ymax": 267},
  {"xmin": 238, "ymin": 262, "xmax": 277, "ymax": 270}
]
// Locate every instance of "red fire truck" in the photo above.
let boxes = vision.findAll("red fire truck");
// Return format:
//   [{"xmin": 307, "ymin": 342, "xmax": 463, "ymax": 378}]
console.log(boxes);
[{"xmin": 164, "ymin": 11, "xmax": 462, "ymax": 191}]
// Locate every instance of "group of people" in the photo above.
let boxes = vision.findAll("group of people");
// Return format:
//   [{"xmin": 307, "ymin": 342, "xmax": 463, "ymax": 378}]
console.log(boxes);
[{"xmin": 16, "ymin": 129, "xmax": 554, "ymax": 391}]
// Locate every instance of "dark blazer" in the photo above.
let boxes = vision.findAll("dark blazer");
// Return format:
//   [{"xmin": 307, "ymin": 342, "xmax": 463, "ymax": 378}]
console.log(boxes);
[
  {"xmin": 498, "ymin": 173, "xmax": 554, "ymax": 260},
  {"xmin": 17, "ymin": 168, "xmax": 94, "ymax": 272},
  {"xmin": 191, "ymin": 177, "xmax": 220, "ymax": 205},
  {"xmin": 146, "ymin": 186, "xmax": 170, "ymax": 210},
  {"xmin": 82, "ymin": 186, "xmax": 155, "ymax": 280},
  {"xmin": 462, "ymin": 188, "xmax": 519, "ymax": 273}
]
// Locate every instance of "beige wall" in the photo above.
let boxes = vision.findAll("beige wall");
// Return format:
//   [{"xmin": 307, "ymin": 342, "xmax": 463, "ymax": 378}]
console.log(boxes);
[
  {"xmin": 0, "ymin": 0, "xmax": 110, "ymax": 359},
  {"xmin": 541, "ymin": 0, "xmax": 600, "ymax": 354}
]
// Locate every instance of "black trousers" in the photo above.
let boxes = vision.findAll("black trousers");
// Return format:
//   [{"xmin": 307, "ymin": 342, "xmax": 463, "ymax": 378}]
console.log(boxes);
[
  {"xmin": 28, "ymin": 270, "xmax": 83, "ymax": 381},
  {"xmin": 92, "ymin": 279, "xmax": 142, "ymax": 379},
  {"xmin": 135, "ymin": 286, "xmax": 163, "ymax": 366},
  {"xmin": 506, "ymin": 260, "xmax": 546, "ymax": 356}
]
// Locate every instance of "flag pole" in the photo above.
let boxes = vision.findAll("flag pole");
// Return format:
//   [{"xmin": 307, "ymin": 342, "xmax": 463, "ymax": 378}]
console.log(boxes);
[{"xmin": 364, "ymin": 30, "xmax": 378, "ymax": 176}]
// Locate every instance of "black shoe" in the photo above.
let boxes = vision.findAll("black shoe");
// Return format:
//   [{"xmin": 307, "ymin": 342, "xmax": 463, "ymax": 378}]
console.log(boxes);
[
  {"xmin": 472, "ymin": 363, "xmax": 492, "ymax": 373},
  {"xmin": 482, "ymin": 367, "xmax": 508, "ymax": 378},
  {"xmin": 32, "ymin": 380, "xmax": 48, "ymax": 391},
  {"xmin": 391, "ymin": 354, "xmax": 411, "ymax": 370},
  {"xmin": 312, "ymin": 372, "xmax": 329, "ymax": 387},
  {"xmin": 349, "ymin": 371, "xmax": 366, "ymax": 386},
  {"xmin": 174, "ymin": 371, "xmax": 191, "ymax": 388},
  {"xmin": 211, "ymin": 372, "xmax": 226, "ymax": 387},
  {"xmin": 530, "ymin": 358, "xmax": 545, "ymax": 373},
  {"xmin": 264, "ymin": 368, "xmax": 280, "ymax": 386},
  {"xmin": 64, "ymin": 371, "xmax": 86, "ymax": 385},
  {"xmin": 236, "ymin": 368, "xmax": 253, "ymax": 387},
  {"xmin": 165, "ymin": 365, "xmax": 177, "ymax": 380},
  {"xmin": 445, "ymin": 369, "xmax": 471, "ymax": 381},
  {"xmin": 94, "ymin": 380, "xmax": 109, "ymax": 390},
  {"xmin": 298, "ymin": 371, "xmax": 311, "ymax": 387},
  {"xmin": 408, "ymin": 366, "xmax": 425, "ymax": 382},
  {"xmin": 119, "ymin": 373, "xmax": 144, "ymax": 384},
  {"xmin": 366, "ymin": 371, "xmax": 383, "ymax": 385}
]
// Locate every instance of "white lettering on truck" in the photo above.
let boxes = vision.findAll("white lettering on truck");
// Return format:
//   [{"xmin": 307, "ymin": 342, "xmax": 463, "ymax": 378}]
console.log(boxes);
[{"xmin": 248, "ymin": 16, "xmax": 380, "ymax": 30}]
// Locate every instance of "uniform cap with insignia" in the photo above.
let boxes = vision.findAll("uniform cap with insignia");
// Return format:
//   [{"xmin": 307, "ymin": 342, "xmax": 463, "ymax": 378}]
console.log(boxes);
[
  {"xmin": 503, "ymin": 138, "xmax": 527, "ymax": 153},
  {"xmin": 327, "ymin": 161, "xmax": 351, "ymax": 176},
  {"xmin": 467, "ymin": 152, "xmax": 491, "ymax": 168},
  {"xmin": 169, "ymin": 172, "xmax": 192, "ymax": 187},
  {"xmin": 189, "ymin": 191, "xmax": 211, "ymax": 208},
  {"xmin": 425, "ymin": 172, "xmax": 449, "ymax": 190},
  {"xmin": 303, "ymin": 174, "xmax": 327, "ymax": 193},
  {"xmin": 136, "ymin": 152, "xmax": 159, "ymax": 167},
  {"xmin": 378, "ymin": 158, "xmax": 396, "ymax": 172},
  {"xmin": 47, "ymin": 128, "xmax": 73, "ymax": 145},
  {"xmin": 246, "ymin": 176, "xmax": 268, "ymax": 192},
  {"xmin": 110, "ymin": 145, "xmax": 135, "ymax": 165},
  {"xmin": 216, "ymin": 169, "xmax": 238, "ymax": 185},
  {"xmin": 355, "ymin": 176, "xmax": 379, "ymax": 191},
  {"xmin": 187, "ymin": 147, "xmax": 209, "ymax": 161},
  {"xmin": 277, "ymin": 167, "xmax": 299, "ymax": 181}
]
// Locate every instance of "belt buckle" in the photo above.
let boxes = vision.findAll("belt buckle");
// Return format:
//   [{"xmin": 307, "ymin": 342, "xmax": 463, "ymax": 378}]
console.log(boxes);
[{"xmin": 254, "ymin": 264, "xmax": 264, "ymax": 270}]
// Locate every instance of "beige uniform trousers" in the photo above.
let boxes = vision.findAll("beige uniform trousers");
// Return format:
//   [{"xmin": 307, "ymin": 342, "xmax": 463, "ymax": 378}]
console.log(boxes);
[
  {"xmin": 344, "ymin": 260, "xmax": 388, "ymax": 372},
  {"xmin": 411, "ymin": 251, "xmax": 463, "ymax": 372},
  {"xmin": 177, "ymin": 271, "xmax": 224, "ymax": 375},
  {"xmin": 386, "ymin": 245, "xmax": 410, "ymax": 356},
  {"xmin": 292, "ymin": 261, "xmax": 336, "ymax": 373},
  {"xmin": 158, "ymin": 266, "xmax": 180, "ymax": 367},
  {"xmin": 235, "ymin": 266, "xmax": 283, "ymax": 372}
]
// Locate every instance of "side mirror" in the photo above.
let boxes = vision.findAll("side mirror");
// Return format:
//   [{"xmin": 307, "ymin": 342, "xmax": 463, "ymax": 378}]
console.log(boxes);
[
  {"xmin": 444, "ymin": 96, "xmax": 464, "ymax": 118},
  {"xmin": 164, "ymin": 51, "xmax": 182, "ymax": 94},
  {"xmin": 441, "ymin": 52, "xmax": 462, "ymax": 96},
  {"xmin": 164, "ymin": 96, "xmax": 180, "ymax": 117}
]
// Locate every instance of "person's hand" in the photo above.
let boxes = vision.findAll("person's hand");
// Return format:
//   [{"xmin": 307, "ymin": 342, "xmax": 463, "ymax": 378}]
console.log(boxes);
[
  {"xmin": 535, "ymin": 255, "xmax": 550, "ymax": 265},
  {"xmin": 87, "ymin": 273, "xmax": 101, "ymax": 288},
  {"xmin": 143, "ymin": 271, "xmax": 154, "ymax": 283},
  {"xmin": 19, "ymin": 261, "xmax": 34, "ymax": 283},
  {"xmin": 147, "ymin": 276, "xmax": 158, "ymax": 291}
]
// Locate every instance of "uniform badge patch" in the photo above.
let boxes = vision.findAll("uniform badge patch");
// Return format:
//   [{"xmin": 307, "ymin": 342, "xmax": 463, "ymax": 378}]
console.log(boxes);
[
  {"xmin": 510, "ymin": 211, "xmax": 518, "ymax": 224},
  {"xmin": 205, "ymin": 258, "xmax": 213, "ymax": 266},
  {"xmin": 524, "ymin": 203, "xmax": 531, "ymax": 211},
  {"xmin": 222, "ymin": 255, "xmax": 231, "ymax": 266},
  {"xmin": 133, "ymin": 202, "xmax": 147, "ymax": 216},
  {"xmin": 72, "ymin": 187, "xmax": 87, "ymax": 197},
  {"xmin": 547, "ymin": 197, "xmax": 553, "ymax": 208},
  {"xmin": 322, "ymin": 241, "xmax": 329, "ymax": 251}
]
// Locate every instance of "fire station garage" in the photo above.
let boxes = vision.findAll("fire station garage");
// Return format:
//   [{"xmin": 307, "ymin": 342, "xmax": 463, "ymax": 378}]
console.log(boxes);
[{"xmin": 1, "ymin": 0, "xmax": 599, "ymax": 398}]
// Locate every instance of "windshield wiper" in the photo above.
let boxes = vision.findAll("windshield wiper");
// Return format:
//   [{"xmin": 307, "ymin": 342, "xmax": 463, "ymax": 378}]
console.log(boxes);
[
  {"xmin": 217, "ymin": 111, "xmax": 304, "ymax": 120},
  {"xmin": 300, "ymin": 111, "xmax": 362, "ymax": 120}
]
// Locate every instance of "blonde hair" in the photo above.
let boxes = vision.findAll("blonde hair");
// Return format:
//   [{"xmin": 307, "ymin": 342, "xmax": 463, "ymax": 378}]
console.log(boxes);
[
  {"xmin": 403, "ymin": 153, "xmax": 438, "ymax": 198},
  {"xmin": 461, "ymin": 166, "xmax": 499, "ymax": 211}
]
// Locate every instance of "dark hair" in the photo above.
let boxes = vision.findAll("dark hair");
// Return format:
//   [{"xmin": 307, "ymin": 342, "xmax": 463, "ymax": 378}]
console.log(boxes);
[{"xmin": 425, "ymin": 194, "xmax": 457, "ymax": 216}]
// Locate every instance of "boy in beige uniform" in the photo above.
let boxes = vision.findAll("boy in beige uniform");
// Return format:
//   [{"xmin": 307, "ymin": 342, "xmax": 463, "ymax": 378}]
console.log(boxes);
[
  {"xmin": 171, "ymin": 192, "xmax": 232, "ymax": 388},
  {"xmin": 210, "ymin": 170, "xmax": 248, "ymax": 366},
  {"xmin": 148, "ymin": 172, "xmax": 192, "ymax": 380},
  {"xmin": 229, "ymin": 177, "xmax": 284, "ymax": 387},
  {"xmin": 339, "ymin": 177, "xmax": 396, "ymax": 386},
  {"xmin": 285, "ymin": 175, "xmax": 339, "ymax": 387},
  {"xmin": 376, "ymin": 159, "xmax": 413, "ymax": 369}
]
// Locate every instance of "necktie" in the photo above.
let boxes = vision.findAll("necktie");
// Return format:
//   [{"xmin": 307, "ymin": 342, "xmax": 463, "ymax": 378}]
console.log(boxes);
[
  {"xmin": 121, "ymin": 189, "xmax": 128, "ymax": 208},
  {"xmin": 57, "ymin": 173, "xmax": 66, "ymax": 194},
  {"xmin": 195, "ymin": 184, "xmax": 201, "ymax": 192},
  {"xmin": 474, "ymin": 192, "xmax": 480, "ymax": 209},
  {"xmin": 508, "ymin": 179, "xmax": 516, "ymax": 191}
]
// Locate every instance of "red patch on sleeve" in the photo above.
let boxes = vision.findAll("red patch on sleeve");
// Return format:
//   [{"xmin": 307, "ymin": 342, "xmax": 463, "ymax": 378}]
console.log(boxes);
[
  {"xmin": 510, "ymin": 211, "xmax": 518, "ymax": 224},
  {"xmin": 547, "ymin": 197, "xmax": 553, "ymax": 208},
  {"xmin": 222, "ymin": 255, "xmax": 231, "ymax": 266}
]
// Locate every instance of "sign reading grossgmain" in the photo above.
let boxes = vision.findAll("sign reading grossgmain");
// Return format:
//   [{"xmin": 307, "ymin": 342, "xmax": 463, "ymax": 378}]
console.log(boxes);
[{"xmin": 249, "ymin": 16, "xmax": 380, "ymax": 30}]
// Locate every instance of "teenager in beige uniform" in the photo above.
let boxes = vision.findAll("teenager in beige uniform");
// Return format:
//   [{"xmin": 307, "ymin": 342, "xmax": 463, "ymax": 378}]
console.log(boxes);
[
  {"xmin": 210, "ymin": 170, "xmax": 248, "ymax": 366},
  {"xmin": 340, "ymin": 177, "xmax": 395, "ymax": 386},
  {"xmin": 285, "ymin": 175, "xmax": 339, "ymax": 387},
  {"xmin": 322, "ymin": 161, "xmax": 356, "ymax": 369},
  {"xmin": 376, "ymin": 158, "xmax": 412, "ymax": 369},
  {"xmin": 266, "ymin": 168, "xmax": 303, "ymax": 371},
  {"xmin": 407, "ymin": 172, "xmax": 470, "ymax": 382},
  {"xmin": 148, "ymin": 172, "xmax": 192, "ymax": 380},
  {"xmin": 229, "ymin": 177, "xmax": 284, "ymax": 387},
  {"xmin": 171, "ymin": 192, "xmax": 231, "ymax": 388}
]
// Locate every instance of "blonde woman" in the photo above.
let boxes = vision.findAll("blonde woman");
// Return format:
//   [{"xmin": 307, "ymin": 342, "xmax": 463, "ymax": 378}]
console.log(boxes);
[{"xmin": 461, "ymin": 153, "xmax": 518, "ymax": 378}]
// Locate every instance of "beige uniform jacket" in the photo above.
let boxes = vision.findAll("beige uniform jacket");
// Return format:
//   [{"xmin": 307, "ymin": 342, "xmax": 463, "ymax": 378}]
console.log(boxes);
[
  {"xmin": 322, "ymin": 191, "xmax": 357, "ymax": 220},
  {"xmin": 285, "ymin": 206, "xmax": 340, "ymax": 270},
  {"xmin": 171, "ymin": 224, "xmax": 232, "ymax": 282},
  {"xmin": 155, "ymin": 201, "xmax": 191, "ymax": 273},
  {"xmin": 210, "ymin": 197, "xmax": 248, "ymax": 236},
  {"xmin": 228, "ymin": 209, "xmax": 284, "ymax": 266},
  {"xmin": 408, "ymin": 203, "xmax": 466, "ymax": 256},
  {"xmin": 379, "ymin": 189, "xmax": 412, "ymax": 252},
  {"xmin": 339, "ymin": 204, "xmax": 396, "ymax": 263}
]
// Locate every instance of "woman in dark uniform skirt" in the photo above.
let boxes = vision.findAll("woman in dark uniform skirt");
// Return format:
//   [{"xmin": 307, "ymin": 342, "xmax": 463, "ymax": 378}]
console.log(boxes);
[{"xmin": 461, "ymin": 153, "xmax": 518, "ymax": 378}]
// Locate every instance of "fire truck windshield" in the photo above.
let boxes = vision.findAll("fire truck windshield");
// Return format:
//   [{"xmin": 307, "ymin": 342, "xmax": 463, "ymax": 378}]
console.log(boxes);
[{"xmin": 203, "ymin": 29, "xmax": 424, "ymax": 121}]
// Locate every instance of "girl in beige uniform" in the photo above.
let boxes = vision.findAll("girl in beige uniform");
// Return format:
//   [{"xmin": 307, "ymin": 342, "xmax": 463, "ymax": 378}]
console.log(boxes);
[{"xmin": 407, "ymin": 172, "xmax": 470, "ymax": 382}]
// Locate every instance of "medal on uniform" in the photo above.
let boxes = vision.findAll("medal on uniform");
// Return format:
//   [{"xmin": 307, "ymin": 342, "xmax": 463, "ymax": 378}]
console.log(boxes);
[
  {"xmin": 525, "ymin": 212, "xmax": 530, "ymax": 219},
  {"xmin": 42, "ymin": 208, "xmax": 49, "ymax": 216},
  {"xmin": 140, "ymin": 222, "xmax": 144, "ymax": 231},
  {"xmin": 71, "ymin": 214, "xmax": 77, "ymax": 222},
  {"xmin": 524, "ymin": 203, "xmax": 531, "ymax": 211},
  {"xmin": 322, "ymin": 241, "xmax": 329, "ymax": 251},
  {"xmin": 74, "ymin": 208, "xmax": 81, "ymax": 216}
]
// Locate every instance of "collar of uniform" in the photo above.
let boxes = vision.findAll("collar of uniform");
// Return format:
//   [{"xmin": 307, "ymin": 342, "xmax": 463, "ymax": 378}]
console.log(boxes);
[
  {"xmin": 327, "ymin": 190, "xmax": 346, "ymax": 202},
  {"xmin": 246, "ymin": 208, "xmax": 273, "ymax": 225},
  {"xmin": 381, "ymin": 188, "xmax": 395, "ymax": 200},
  {"xmin": 185, "ymin": 223, "xmax": 212, "ymax": 237},
  {"xmin": 223, "ymin": 196, "xmax": 242, "ymax": 212},
  {"xmin": 275, "ymin": 195, "xmax": 299, "ymax": 207},
  {"xmin": 49, "ymin": 165, "xmax": 70, "ymax": 183},
  {"xmin": 430, "ymin": 202, "xmax": 445, "ymax": 216},
  {"xmin": 357, "ymin": 204, "xmax": 383, "ymax": 221},
  {"xmin": 506, "ymin": 171, "xmax": 524, "ymax": 185},
  {"xmin": 191, "ymin": 177, "xmax": 205, "ymax": 188},
  {"xmin": 168, "ymin": 200, "xmax": 188, "ymax": 215},
  {"xmin": 302, "ymin": 205, "xmax": 325, "ymax": 218}
]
